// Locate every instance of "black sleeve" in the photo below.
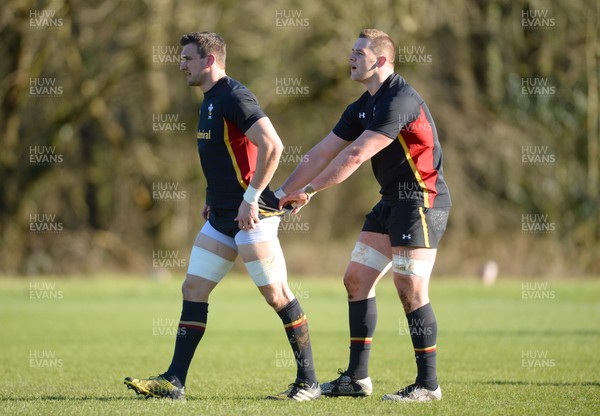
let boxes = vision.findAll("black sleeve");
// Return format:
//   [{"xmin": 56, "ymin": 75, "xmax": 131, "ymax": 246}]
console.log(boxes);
[
  {"xmin": 332, "ymin": 102, "xmax": 362, "ymax": 142},
  {"xmin": 366, "ymin": 93, "xmax": 421, "ymax": 139},
  {"xmin": 223, "ymin": 88, "xmax": 266, "ymax": 133}
]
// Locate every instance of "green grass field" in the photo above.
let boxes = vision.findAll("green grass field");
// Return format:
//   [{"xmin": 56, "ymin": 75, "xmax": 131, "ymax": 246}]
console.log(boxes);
[{"xmin": 0, "ymin": 275, "xmax": 599, "ymax": 415}]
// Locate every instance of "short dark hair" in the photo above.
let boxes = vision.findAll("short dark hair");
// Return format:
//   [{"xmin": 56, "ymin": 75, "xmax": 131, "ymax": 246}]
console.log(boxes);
[
  {"xmin": 359, "ymin": 29, "xmax": 395, "ymax": 64},
  {"xmin": 180, "ymin": 32, "xmax": 226, "ymax": 68}
]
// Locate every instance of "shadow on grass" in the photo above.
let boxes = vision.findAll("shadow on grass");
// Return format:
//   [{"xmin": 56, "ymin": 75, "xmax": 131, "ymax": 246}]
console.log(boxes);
[
  {"xmin": 0, "ymin": 395, "xmax": 197, "ymax": 402},
  {"xmin": 0, "ymin": 394, "xmax": 273, "ymax": 402},
  {"xmin": 445, "ymin": 329, "xmax": 600, "ymax": 337},
  {"xmin": 481, "ymin": 380, "xmax": 600, "ymax": 387}
]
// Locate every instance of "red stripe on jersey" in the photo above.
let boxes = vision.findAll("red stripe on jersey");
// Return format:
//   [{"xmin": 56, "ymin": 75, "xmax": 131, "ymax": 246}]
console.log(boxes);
[
  {"xmin": 399, "ymin": 107, "xmax": 439, "ymax": 207},
  {"xmin": 224, "ymin": 119, "xmax": 257, "ymax": 188}
]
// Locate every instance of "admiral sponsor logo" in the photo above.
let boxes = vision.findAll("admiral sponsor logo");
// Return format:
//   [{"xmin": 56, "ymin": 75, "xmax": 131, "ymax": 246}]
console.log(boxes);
[{"xmin": 197, "ymin": 130, "xmax": 212, "ymax": 140}]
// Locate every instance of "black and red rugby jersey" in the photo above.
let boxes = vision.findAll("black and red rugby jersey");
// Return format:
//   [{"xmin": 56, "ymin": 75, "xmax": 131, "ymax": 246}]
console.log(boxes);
[
  {"xmin": 333, "ymin": 73, "xmax": 451, "ymax": 208},
  {"xmin": 196, "ymin": 76, "xmax": 278, "ymax": 212}
]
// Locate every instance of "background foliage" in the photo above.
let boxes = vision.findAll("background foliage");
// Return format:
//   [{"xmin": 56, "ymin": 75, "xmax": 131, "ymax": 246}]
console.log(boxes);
[{"xmin": 1, "ymin": 0, "xmax": 598, "ymax": 276}]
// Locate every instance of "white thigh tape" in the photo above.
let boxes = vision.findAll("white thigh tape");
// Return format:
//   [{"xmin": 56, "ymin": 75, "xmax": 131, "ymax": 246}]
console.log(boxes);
[
  {"xmin": 187, "ymin": 246, "xmax": 234, "ymax": 283},
  {"xmin": 235, "ymin": 216, "xmax": 280, "ymax": 246},
  {"xmin": 245, "ymin": 254, "xmax": 287, "ymax": 287},
  {"xmin": 351, "ymin": 242, "xmax": 392, "ymax": 273},
  {"xmin": 392, "ymin": 254, "xmax": 433, "ymax": 279}
]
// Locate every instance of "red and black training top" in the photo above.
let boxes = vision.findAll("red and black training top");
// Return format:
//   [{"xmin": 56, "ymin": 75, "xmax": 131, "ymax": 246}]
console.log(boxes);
[
  {"xmin": 196, "ymin": 76, "xmax": 278, "ymax": 213},
  {"xmin": 333, "ymin": 73, "xmax": 451, "ymax": 208}
]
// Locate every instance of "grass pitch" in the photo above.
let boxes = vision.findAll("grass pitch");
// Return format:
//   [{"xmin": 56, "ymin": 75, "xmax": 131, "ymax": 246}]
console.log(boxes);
[{"xmin": 0, "ymin": 275, "xmax": 599, "ymax": 415}]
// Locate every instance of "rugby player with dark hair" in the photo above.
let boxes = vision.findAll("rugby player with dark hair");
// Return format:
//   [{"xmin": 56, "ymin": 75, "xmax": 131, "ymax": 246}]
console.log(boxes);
[
  {"xmin": 279, "ymin": 28, "xmax": 451, "ymax": 403},
  {"xmin": 124, "ymin": 32, "xmax": 320, "ymax": 402}
]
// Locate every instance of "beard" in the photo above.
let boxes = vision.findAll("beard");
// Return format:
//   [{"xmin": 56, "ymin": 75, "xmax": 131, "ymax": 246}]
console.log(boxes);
[{"xmin": 187, "ymin": 71, "xmax": 206, "ymax": 86}]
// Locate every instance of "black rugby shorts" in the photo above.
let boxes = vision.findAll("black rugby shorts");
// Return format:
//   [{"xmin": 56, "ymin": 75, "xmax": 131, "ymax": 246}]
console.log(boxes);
[{"xmin": 362, "ymin": 201, "xmax": 450, "ymax": 248}]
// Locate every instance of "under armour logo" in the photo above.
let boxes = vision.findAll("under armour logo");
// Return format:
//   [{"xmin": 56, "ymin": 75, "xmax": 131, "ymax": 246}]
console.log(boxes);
[
  {"xmin": 358, "ymin": 112, "xmax": 366, "ymax": 118},
  {"xmin": 402, "ymin": 234, "xmax": 412, "ymax": 240}
]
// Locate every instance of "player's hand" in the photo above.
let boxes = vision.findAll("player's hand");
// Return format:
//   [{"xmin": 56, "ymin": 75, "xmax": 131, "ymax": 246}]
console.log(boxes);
[
  {"xmin": 235, "ymin": 200, "xmax": 260, "ymax": 231},
  {"xmin": 279, "ymin": 191, "xmax": 311, "ymax": 214},
  {"xmin": 202, "ymin": 203, "xmax": 211, "ymax": 220}
]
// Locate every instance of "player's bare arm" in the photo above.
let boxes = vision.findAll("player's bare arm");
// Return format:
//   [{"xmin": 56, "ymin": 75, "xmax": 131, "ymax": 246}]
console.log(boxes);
[
  {"xmin": 280, "ymin": 130, "xmax": 392, "ymax": 213},
  {"xmin": 235, "ymin": 117, "xmax": 283, "ymax": 230},
  {"xmin": 278, "ymin": 132, "xmax": 349, "ymax": 196}
]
